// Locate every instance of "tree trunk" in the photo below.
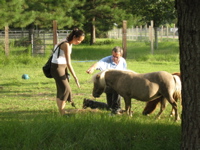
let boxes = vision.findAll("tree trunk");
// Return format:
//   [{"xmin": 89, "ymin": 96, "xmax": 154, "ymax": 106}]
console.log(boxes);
[
  {"xmin": 28, "ymin": 23, "xmax": 35, "ymax": 45},
  {"xmin": 90, "ymin": 17, "xmax": 96, "ymax": 45},
  {"xmin": 176, "ymin": 0, "xmax": 200, "ymax": 149}
]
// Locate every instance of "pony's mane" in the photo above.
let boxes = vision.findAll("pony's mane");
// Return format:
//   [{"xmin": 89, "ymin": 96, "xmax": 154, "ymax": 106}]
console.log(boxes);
[
  {"xmin": 91, "ymin": 69, "xmax": 137, "ymax": 86},
  {"xmin": 92, "ymin": 70, "xmax": 107, "ymax": 87}
]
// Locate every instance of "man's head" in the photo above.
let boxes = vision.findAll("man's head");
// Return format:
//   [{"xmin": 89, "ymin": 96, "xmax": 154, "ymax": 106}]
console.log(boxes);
[{"xmin": 112, "ymin": 46, "xmax": 123, "ymax": 64}]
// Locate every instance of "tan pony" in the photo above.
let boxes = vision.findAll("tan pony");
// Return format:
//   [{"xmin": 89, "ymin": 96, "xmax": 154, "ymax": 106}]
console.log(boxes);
[
  {"xmin": 92, "ymin": 69, "xmax": 181, "ymax": 121},
  {"xmin": 142, "ymin": 72, "xmax": 182, "ymax": 117}
]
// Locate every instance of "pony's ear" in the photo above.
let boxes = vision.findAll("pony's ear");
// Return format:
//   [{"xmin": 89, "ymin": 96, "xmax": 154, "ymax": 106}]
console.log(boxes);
[{"xmin": 96, "ymin": 75, "xmax": 100, "ymax": 80}]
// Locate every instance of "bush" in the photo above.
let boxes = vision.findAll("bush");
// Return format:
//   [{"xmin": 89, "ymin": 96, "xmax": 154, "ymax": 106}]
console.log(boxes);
[{"xmin": 94, "ymin": 39, "xmax": 114, "ymax": 45}]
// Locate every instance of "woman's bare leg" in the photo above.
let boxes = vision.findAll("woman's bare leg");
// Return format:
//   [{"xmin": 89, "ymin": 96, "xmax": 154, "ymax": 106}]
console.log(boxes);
[{"xmin": 56, "ymin": 98, "xmax": 66, "ymax": 115}]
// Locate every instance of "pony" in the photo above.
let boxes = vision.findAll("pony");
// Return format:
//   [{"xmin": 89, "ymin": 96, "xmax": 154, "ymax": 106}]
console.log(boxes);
[
  {"xmin": 142, "ymin": 72, "xmax": 181, "ymax": 117},
  {"xmin": 92, "ymin": 69, "xmax": 180, "ymax": 121}
]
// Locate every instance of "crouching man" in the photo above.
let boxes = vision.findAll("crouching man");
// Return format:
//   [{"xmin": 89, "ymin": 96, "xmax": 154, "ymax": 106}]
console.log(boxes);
[{"xmin": 86, "ymin": 46, "xmax": 127, "ymax": 114}]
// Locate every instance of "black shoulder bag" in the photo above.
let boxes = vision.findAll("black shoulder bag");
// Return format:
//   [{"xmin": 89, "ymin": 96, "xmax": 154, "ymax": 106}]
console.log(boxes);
[{"xmin": 42, "ymin": 41, "xmax": 66, "ymax": 78}]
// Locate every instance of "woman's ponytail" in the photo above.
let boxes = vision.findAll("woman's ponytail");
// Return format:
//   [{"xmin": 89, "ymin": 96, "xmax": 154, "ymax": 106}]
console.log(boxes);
[{"xmin": 67, "ymin": 28, "xmax": 85, "ymax": 41}]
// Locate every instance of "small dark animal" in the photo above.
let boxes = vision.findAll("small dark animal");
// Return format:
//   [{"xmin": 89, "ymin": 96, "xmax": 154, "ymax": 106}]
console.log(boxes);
[{"xmin": 82, "ymin": 98, "xmax": 110, "ymax": 110}]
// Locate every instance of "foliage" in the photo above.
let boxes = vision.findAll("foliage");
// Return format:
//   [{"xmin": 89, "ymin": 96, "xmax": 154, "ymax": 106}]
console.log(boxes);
[
  {"xmin": 81, "ymin": 0, "xmax": 133, "ymax": 31},
  {"xmin": 131, "ymin": 0, "xmax": 177, "ymax": 27},
  {"xmin": 0, "ymin": 0, "xmax": 177, "ymax": 48},
  {"xmin": 0, "ymin": 0, "xmax": 25, "ymax": 28},
  {"xmin": 128, "ymin": 0, "xmax": 177, "ymax": 49},
  {"xmin": 78, "ymin": 0, "xmax": 135, "ymax": 44},
  {"xmin": 0, "ymin": 0, "xmax": 85, "ymax": 29}
]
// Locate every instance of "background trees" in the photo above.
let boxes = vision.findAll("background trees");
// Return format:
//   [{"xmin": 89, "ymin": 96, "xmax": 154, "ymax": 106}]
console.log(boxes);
[
  {"xmin": 21, "ymin": 0, "xmax": 85, "ymax": 29},
  {"xmin": 1, "ymin": 0, "xmax": 177, "ymax": 40},
  {"xmin": 131, "ymin": 0, "xmax": 176, "ymax": 49},
  {"xmin": 80, "ymin": 0, "xmax": 134, "ymax": 45},
  {"xmin": 0, "ymin": 0, "xmax": 24, "ymax": 28},
  {"xmin": 0, "ymin": 0, "xmax": 177, "ymax": 46}
]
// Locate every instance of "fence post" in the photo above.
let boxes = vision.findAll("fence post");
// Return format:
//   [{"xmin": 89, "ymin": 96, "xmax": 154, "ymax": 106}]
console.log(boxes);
[
  {"xmin": 145, "ymin": 24, "xmax": 147, "ymax": 38},
  {"xmin": 167, "ymin": 25, "xmax": 169, "ymax": 39},
  {"xmin": 161, "ymin": 26, "xmax": 163, "ymax": 41},
  {"xmin": 5, "ymin": 25, "xmax": 9, "ymax": 56},
  {"xmin": 150, "ymin": 20, "xmax": 154, "ymax": 54},
  {"xmin": 53, "ymin": 20, "xmax": 57, "ymax": 46},
  {"xmin": 122, "ymin": 20, "xmax": 127, "ymax": 59},
  {"xmin": 173, "ymin": 24, "xmax": 175, "ymax": 40},
  {"xmin": 140, "ymin": 25, "xmax": 142, "ymax": 41},
  {"xmin": 136, "ymin": 26, "xmax": 138, "ymax": 41},
  {"xmin": 31, "ymin": 34, "xmax": 34, "ymax": 55}
]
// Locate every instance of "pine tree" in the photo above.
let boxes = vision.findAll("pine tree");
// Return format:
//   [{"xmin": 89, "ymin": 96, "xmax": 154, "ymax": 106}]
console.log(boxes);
[
  {"xmin": 12, "ymin": 0, "xmax": 85, "ymax": 44},
  {"xmin": 80, "ymin": 0, "xmax": 133, "ymax": 45},
  {"xmin": 130, "ymin": 0, "xmax": 176, "ymax": 49},
  {"xmin": 0, "ymin": 0, "xmax": 24, "ymax": 29}
]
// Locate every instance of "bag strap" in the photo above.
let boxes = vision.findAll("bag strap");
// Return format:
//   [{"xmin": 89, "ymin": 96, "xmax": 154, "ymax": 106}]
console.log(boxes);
[{"xmin": 53, "ymin": 40, "xmax": 67, "ymax": 58}]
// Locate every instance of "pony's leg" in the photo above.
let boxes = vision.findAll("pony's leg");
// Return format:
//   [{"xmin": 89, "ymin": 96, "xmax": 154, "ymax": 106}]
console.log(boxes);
[
  {"xmin": 169, "ymin": 101, "xmax": 180, "ymax": 121},
  {"xmin": 170, "ymin": 92, "xmax": 182, "ymax": 117},
  {"xmin": 142, "ymin": 97, "xmax": 161, "ymax": 116},
  {"xmin": 170, "ymin": 108, "xmax": 175, "ymax": 117},
  {"xmin": 165, "ymin": 95, "xmax": 180, "ymax": 121},
  {"xmin": 124, "ymin": 98, "xmax": 132, "ymax": 117},
  {"xmin": 155, "ymin": 97, "xmax": 167, "ymax": 119},
  {"xmin": 169, "ymin": 93, "xmax": 177, "ymax": 117}
]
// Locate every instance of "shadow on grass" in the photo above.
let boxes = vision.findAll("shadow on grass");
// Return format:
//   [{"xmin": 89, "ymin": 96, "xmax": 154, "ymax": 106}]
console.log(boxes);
[{"xmin": 0, "ymin": 109, "xmax": 181, "ymax": 150}]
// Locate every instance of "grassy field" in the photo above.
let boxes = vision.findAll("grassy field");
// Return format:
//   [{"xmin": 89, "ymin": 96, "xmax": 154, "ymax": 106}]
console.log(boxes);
[{"xmin": 0, "ymin": 39, "xmax": 181, "ymax": 150}]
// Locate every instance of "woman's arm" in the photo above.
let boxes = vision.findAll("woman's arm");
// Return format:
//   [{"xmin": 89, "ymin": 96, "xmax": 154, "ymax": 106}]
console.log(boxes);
[{"xmin": 61, "ymin": 43, "xmax": 80, "ymax": 88}]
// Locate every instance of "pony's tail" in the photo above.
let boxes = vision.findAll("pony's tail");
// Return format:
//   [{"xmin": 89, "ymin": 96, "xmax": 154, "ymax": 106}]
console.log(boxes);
[
  {"xmin": 142, "ymin": 97, "xmax": 161, "ymax": 115},
  {"xmin": 172, "ymin": 73, "xmax": 182, "ymax": 105},
  {"xmin": 173, "ymin": 90, "xmax": 182, "ymax": 105}
]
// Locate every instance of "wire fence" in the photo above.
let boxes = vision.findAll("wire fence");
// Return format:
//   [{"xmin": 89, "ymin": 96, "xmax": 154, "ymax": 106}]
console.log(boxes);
[
  {"xmin": 108, "ymin": 26, "xmax": 178, "ymax": 41},
  {"xmin": 0, "ymin": 30, "xmax": 71, "ymax": 56},
  {"xmin": 0, "ymin": 26, "xmax": 178, "ymax": 55}
]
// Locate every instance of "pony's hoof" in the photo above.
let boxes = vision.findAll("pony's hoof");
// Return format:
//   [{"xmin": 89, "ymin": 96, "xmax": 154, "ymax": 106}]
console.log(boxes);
[
  {"xmin": 175, "ymin": 117, "xmax": 181, "ymax": 122},
  {"xmin": 155, "ymin": 116, "xmax": 161, "ymax": 120},
  {"xmin": 143, "ymin": 113, "xmax": 150, "ymax": 116},
  {"xmin": 169, "ymin": 113, "xmax": 175, "ymax": 117},
  {"xmin": 111, "ymin": 108, "xmax": 123, "ymax": 115},
  {"xmin": 174, "ymin": 119, "xmax": 180, "ymax": 122},
  {"xmin": 109, "ymin": 112, "xmax": 116, "ymax": 117}
]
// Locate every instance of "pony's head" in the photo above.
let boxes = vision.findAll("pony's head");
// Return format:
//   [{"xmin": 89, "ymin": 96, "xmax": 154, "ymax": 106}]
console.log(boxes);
[{"xmin": 92, "ymin": 70, "xmax": 107, "ymax": 98}]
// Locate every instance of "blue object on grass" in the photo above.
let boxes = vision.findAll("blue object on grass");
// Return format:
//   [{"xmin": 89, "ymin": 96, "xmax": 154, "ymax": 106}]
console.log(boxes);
[{"xmin": 22, "ymin": 74, "xmax": 30, "ymax": 79}]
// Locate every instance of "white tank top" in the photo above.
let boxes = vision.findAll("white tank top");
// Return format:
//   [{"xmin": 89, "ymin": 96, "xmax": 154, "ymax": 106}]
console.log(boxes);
[{"xmin": 51, "ymin": 42, "xmax": 72, "ymax": 64}]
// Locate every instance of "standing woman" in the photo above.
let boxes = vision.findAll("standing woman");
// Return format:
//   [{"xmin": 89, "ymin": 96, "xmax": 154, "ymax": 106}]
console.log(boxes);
[{"xmin": 51, "ymin": 28, "xmax": 85, "ymax": 115}]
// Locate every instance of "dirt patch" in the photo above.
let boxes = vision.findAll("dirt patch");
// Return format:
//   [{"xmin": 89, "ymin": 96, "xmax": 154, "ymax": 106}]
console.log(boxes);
[{"xmin": 65, "ymin": 108, "xmax": 101, "ymax": 114}]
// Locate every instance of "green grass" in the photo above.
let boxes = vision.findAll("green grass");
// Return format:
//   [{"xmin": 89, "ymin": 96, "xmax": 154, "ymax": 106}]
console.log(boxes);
[{"xmin": 0, "ymin": 39, "xmax": 181, "ymax": 150}]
